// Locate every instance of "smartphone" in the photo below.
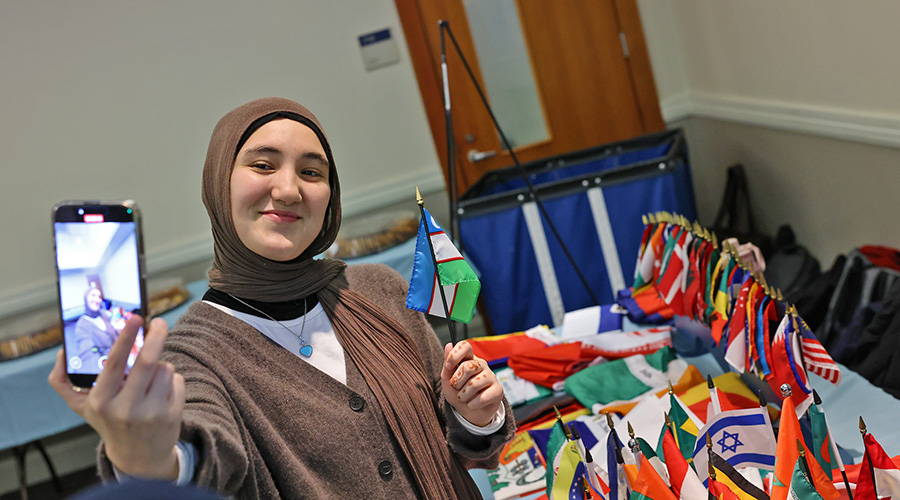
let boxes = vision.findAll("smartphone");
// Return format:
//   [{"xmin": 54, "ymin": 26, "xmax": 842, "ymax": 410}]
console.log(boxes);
[{"xmin": 52, "ymin": 201, "xmax": 148, "ymax": 389}]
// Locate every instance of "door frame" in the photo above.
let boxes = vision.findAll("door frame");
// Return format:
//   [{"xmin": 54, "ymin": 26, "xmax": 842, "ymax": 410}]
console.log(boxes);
[{"xmin": 394, "ymin": 0, "xmax": 664, "ymax": 196}]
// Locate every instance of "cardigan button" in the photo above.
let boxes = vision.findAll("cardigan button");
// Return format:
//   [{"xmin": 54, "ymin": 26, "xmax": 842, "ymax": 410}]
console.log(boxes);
[
  {"xmin": 349, "ymin": 395, "xmax": 365, "ymax": 412},
  {"xmin": 378, "ymin": 460, "xmax": 393, "ymax": 480}
]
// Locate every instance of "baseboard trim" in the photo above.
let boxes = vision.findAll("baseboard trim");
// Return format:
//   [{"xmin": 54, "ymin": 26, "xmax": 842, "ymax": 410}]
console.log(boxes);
[{"xmin": 662, "ymin": 91, "xmax": 900, "ymax": 150}]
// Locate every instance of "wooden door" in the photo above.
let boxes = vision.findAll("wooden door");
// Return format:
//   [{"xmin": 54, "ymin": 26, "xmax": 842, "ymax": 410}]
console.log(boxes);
[{"xmin": 396, "ymin": 0, "xmax": 665, "ymax": 198}]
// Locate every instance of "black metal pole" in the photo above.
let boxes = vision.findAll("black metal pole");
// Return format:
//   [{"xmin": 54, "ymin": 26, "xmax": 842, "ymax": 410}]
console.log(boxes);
[
  {"xmin": 438, "ymin": 22, "xmax": 469, "ymax": 340},
  {"xmin": 438, "ymin": 20, "xmax": 600, "ymax": 307},
  {"xmin": 418, "ymin": 190, "xmax": 457, "ymax": 344}
]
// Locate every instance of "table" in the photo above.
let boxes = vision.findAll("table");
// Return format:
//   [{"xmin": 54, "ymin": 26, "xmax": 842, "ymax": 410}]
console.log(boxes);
[{"xmin": 4, "ymin": 279, "xmax": 900, "ymax": 500}]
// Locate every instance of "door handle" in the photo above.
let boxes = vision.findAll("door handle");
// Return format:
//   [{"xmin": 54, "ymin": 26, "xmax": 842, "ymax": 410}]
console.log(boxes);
[{"xmin": 467, "ymin": 149, "xmax": 497, "ymax": 163}]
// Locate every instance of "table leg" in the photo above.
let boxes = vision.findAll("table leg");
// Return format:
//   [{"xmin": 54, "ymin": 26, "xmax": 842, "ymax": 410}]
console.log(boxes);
[
  {"xmin": 13, "ymin": 444, "xmax": 29, "ymax": 500},
  {"xmin": 34, "ymin": 440, "xmax": 63, "ymax": 492}
]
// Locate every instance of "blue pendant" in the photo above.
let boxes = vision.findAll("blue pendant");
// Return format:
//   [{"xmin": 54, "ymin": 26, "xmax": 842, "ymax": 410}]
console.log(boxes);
[{"xmin": 299, "ymin": 344, "xmax": 313, "ymax": 357}]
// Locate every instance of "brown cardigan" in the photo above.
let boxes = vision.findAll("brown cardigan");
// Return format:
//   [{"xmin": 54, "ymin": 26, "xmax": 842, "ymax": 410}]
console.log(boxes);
[{"xmin": 99, "ymin": 264, "xmax": 515, "ymax": 499}]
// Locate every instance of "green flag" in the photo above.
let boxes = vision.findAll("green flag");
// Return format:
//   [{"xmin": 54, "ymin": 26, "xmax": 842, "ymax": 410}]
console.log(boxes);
[
  {"xmin": 808, "ymin": 404, "xmax": 834, "ymax": 480},
  {"xmin": 788, "ymin": 459, "xmax": 824, "ymax": 499}
]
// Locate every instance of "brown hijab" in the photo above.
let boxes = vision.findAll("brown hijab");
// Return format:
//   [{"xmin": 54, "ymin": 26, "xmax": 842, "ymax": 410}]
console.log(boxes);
[{"xmin": 202, "ymin": 97, "xmax": 480, "ymax": 499}]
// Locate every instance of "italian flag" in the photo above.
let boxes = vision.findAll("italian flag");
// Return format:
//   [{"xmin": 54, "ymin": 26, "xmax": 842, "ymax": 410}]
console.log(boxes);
[{"xmin": 662, "ymin": 428, "xmax": 706, "ymax": 499}]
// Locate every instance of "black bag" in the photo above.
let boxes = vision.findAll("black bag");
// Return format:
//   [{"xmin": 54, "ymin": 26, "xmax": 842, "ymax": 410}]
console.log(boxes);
[
  {"xmin": 709, "ymin": 164, "xmax": 775, "ymax": 257},
  {"xmin": 765, "ymin": 225, "xmax": 821, "ymax": 300}
]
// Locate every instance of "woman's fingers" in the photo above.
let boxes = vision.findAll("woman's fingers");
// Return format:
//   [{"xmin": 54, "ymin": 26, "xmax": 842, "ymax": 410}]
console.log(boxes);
[
  {"xmin": 92, "ymin": 315, "xmax": 144, "ymax": 400},
  {"xmin": 441, "ymin": 340, "xmax": 474, "ymax": 382},
  {"xmin": 119, "ymin": 318, "xmax": 170, "ymax": 400},
  {"xmin": 461, "ymin": 381, "xmax": 504, "ymax": 411},
  {"xmin": 449, "ymin": 358, "xmax": 486, "ymax": 392},
  {"xmin": 143, "ymin": 362, "xmax": 175, "ymax": 401}
]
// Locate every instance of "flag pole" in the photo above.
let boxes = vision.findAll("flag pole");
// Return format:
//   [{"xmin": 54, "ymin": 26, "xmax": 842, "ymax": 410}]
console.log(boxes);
[
  {"xmin": 860, "ymin": 416, "xmax": 878, "ymax": 499},
  {"xmin": 814, "ymin": 390, "xmax": 852, "ymax": 499},
  {"xmin": 417, "ymin": 187, "xmax": 457, "ymax": 344}
]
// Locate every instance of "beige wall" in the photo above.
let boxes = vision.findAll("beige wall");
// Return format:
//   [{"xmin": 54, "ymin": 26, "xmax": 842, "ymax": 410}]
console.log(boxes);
[
  {"xmin": 636, "ymin": 0, "xmax": 900, "ymax": 265},
  {"xmin": 676, "ymin": 116, "xmax": 900, "ymax": 265}
]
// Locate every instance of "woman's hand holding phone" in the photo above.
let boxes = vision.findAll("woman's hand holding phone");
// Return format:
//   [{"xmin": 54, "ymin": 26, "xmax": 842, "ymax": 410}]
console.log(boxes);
[
  {"xmin": 49, "ymin": 315, "xmax": 185, "ymax": 480},
  {"xmin": 441, "ymin": 341, "xmax": 504, "ymax": 428}
]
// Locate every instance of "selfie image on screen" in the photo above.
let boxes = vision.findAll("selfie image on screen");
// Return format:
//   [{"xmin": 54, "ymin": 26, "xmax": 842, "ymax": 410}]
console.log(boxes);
[{"xmin": 55, "ymin": 221, "xmax": 144, "ymax": 375}]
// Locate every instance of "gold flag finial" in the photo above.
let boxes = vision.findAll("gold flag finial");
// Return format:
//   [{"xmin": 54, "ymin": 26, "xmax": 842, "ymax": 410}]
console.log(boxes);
[
  {"xmin": 708, "ymin": 459, "xmax": 717, "ymax": 481},
  {"xmin": 797, "ymin": 439, "xmax": 806, "ymax": 457},
  {"xmin": 712, "ymin": 231, "xmax": 718, "ymax": 249},
  {"xmin": 648, "ymin": 212, "xmax": 657, "ymax": 224},
  {"xmin": 606, "ymin": 412, "xmax": 615, "ymax": 430},
  {"xmin": 642, "ymin": 214, "xmax": 649, "ymax": 225},
  {"xmin": 706, "ymin": 432, "xmax": 713, "ymax": 450},
  {"xmin": 416, "ymin": 186, "xmax": 424, "ymax": 206},
  {"xmin": 859, "ymin": 416, "xmax": 867, "ymax": 435},
  {"xmin": 777, "ymin": 288, "xmax": 784, "ymax": 302},
  {"xmin": 667, "ymin": 381, "xmax": 674, "ymax": 395},
  {"xmin": 627, "ymin": 422, "xmax": 635, "ymax": 439}
]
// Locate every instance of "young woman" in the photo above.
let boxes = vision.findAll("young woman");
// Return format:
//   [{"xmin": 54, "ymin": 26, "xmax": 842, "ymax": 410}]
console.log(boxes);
[
  {"xmin": 50, "ymin": 97, "xmax": 514, "ymax": 499},
  {"xmin": 72, "ymin": 287, "xmax": 119, "ymax": 373}
]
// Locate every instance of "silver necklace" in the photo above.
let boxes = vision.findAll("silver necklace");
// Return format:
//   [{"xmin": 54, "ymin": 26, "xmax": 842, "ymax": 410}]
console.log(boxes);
[{"xmin": 226, "ymin": 293, "xmax": 312, "ymax": 357}]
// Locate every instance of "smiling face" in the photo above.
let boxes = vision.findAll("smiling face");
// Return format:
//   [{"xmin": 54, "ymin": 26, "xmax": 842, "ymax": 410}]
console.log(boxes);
[
  {"xmin": 229, "ymin": 118, "xmax": 332, "ymax": 262},
  {"xmin": 85, "ymin": 288, "xmax": 103, "ymax": 312}
]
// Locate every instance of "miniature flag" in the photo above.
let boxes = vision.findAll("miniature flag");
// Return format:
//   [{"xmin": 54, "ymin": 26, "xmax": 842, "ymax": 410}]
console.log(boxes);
[
  {"xmin": 856, "ymin": 432, "xmax": 900, "ymax": 499},
  {"xmin": 544, "ymin": 421, "xmax": 586, "ymax": 500},
  {"xmin": 624, "ymin": 455, "xmax": 678, "ymax": 500},
  {"xmin": 669, "ymin": 392, "xmax": 700, "ymax": 465},
  {"xmin": 796, "ymin": 318, "xmax": 841, "ymax": 386},
  {"xmin": 406, "ymin": 208, "xmax": 480, "ymax": 323},
  {"xmin": 708, "ymin": 449, "xmax": 769, "ymax": 500},
  {"xmin": 788, "ymin": 459, "xmax": 824, "ymax": 500},
  {"xmin": 692, "ymin": 408, "xmax": 776, "ymax": 485},
  {"xmin": 807, "ymin": 405, "xmax": 833, "ymax": 481},
  {"xmin": 771, "ymin": 396, "xmax": 838, "ymax": 500},
  {"xmin": 662, "ymin": 428, "xmax": 707, "ymax": 499}
]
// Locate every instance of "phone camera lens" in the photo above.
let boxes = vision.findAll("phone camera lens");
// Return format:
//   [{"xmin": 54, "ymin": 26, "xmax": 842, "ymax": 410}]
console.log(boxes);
[{"xmin": 78, "ymin": 208, "xmax": 84, "ymax": 215}]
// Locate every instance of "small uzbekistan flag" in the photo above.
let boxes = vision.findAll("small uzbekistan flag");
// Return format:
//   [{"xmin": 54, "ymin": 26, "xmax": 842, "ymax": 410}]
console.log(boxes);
[{"xmin": 406, "ymin": 208, "xmax": 481, "ymax": 323}]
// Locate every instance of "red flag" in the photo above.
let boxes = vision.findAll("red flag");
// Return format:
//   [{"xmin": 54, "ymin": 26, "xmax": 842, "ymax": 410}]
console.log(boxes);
[{"xmin": 856, "ymin": 432, "xmax": 900, "ymax": 499}]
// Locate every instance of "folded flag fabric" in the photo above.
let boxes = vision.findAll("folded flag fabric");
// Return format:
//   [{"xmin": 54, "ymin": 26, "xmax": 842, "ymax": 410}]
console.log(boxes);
[
  {"xmin": 563, "ymin": 346, "xmax": 693, "ymax": 412},
  {"xmin": 406, "ymin": 207, "xmax": 480, "ymax": 323},
  {"xmin": 467, "ymin": 326, "xmax": 553, "ymax": 365},
  {"xmin": 616, "ymin": 287, "xmax": 674, "ymax": 324},
  {"xmin": 494, "ymin": 367, "xmax": 553, "ymax": 408},
  {"xmin": 509, "ymin": 342, "xmax": 604, "ymax": 389},
  {"xmin": 575, "ymin": 326, "xmax": 674, "ymax": 360},
  {"xmin": 855, "ymin": 432, "xmax": 900, "ymax": 499},
  {"xmin": 693, "ymin": 408, "xmax": 776, "ymax": 485},
  {"xmin": 709, "ymin": 475, "xmax": 743, "ymax": 500},
  {"xmin": 486, "ymin": 432, "xmax": 547, "ymax": 500},
  {"xmin": 560, "ymin": 304, "xmax": 625, "ymax": 340}
]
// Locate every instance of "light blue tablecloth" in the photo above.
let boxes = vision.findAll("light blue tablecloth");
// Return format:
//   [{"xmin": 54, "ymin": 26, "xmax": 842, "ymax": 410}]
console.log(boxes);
[{"xmin": 0, "ymin": 281, "xmax": 205, "ymax": 451}]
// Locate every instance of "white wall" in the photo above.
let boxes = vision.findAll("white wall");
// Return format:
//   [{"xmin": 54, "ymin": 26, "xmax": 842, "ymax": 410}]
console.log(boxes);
[
  {"xmin": 0, "ymin": 0, "xmax": 445, "ymax": 319},
  {"xmin": 636, "ymin": 0, "xmax": 900, "ymax": 265}
]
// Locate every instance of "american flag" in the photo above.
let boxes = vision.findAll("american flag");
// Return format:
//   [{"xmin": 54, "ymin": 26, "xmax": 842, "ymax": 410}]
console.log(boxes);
[{"xmin": 796, "ymin": 316, "xmax": 842, "ymax": 385}]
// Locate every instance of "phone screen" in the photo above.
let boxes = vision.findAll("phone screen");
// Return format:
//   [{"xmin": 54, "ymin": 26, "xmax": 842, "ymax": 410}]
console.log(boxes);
[{"xmin": 53, "ymin": 202, "xmax": 146, "ymax": 387}]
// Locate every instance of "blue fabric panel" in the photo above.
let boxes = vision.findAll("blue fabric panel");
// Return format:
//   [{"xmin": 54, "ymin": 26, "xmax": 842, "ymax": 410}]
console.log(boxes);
[
  {"xmin": 479, "ymin": 142, "xmax": 672, "ymax": 197},
  {"xmin": 603, "ymin": 158, "xmax": 698, "ymax": 279},
  {"xmin": 459, "ymin": 206, "xmax": 552, "ymax": 334},
  {"xmin": 540, "ymin": 192, "xmax": 614, "ymax": 312}
]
